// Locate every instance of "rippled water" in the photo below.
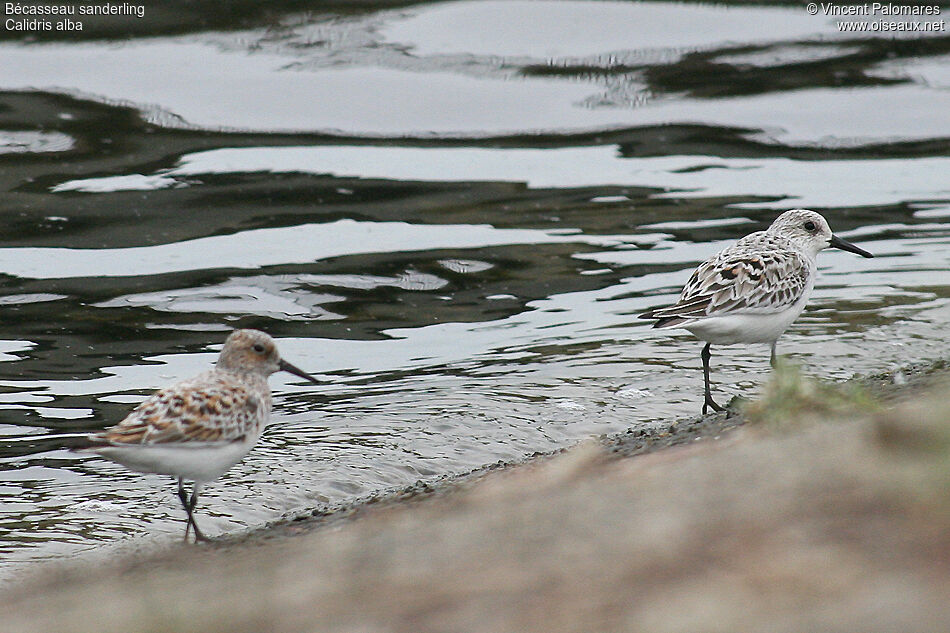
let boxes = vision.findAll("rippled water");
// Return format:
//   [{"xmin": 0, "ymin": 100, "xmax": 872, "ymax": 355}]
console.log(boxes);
[{"xmin": 1, "ymin": 0, "xmax": 948, "ymax": 577}]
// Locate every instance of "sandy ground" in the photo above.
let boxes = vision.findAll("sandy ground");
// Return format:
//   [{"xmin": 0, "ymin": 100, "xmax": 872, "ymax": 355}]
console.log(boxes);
[{"xmin": 1, "ymin": 363, "xmax": 948, "ymax": 632}]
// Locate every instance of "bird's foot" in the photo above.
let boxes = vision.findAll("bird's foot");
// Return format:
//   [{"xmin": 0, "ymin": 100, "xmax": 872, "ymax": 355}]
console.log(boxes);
[
  {"xmin": 703, "ymin": 396, "xmax": 726, "ymax": 415},
  {"xmin": 183, "ymin": 518, "xmax": 209, "ymax": 543}
]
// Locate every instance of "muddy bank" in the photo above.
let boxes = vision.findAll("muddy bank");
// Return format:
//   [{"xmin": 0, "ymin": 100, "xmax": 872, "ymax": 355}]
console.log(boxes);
[
  {"xmin": 1, "ymin": 361, "xmax": 949, "ymax": 632},
  {"xmin": 240, "ymin": 358, "xmax": 946, "ymax": 544}
]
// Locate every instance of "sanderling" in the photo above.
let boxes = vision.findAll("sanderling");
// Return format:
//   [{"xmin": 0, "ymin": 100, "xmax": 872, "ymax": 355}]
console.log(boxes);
[
  {"xmin": 639, "ymin": 209, "xmax": 873, "ymax": 414},
  {"xmin": 79, "ymin": 329, "xmax": 319, "ymax": 542}
]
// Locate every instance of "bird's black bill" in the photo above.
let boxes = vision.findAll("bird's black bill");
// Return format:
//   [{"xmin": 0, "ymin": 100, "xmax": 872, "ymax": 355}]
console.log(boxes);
[
  {"xmin": 279, "ymin": 359, "xmax": 321, "ymax": 384},
  {"xmin": 829, "ymin": 234, "xmax": 874, "ymax": 258}
]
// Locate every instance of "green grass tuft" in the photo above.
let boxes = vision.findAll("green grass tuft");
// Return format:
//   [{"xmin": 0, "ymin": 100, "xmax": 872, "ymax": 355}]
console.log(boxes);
[{"xmin": 743, "ymin": 360, "xmax": 882, "ymax": 430}]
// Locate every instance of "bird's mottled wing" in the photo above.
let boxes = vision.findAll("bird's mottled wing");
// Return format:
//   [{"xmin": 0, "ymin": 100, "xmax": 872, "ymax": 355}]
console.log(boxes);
[
  {"xmin": 95, "ymin": 374, "xmax": 264, "ymax": 446},
  {"xmin": 644, "ymin": 236, "xmax": 811, "ymax": 322}
]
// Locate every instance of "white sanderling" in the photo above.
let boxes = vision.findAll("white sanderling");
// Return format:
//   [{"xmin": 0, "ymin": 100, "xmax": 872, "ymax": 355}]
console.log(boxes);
[
  {"xmin": 639, "ymin": 209, "xmax": 874, "ymax": 414},
  {"xmin": 79, "ymin": 329, "xmax": 319, "ymax": 541}
]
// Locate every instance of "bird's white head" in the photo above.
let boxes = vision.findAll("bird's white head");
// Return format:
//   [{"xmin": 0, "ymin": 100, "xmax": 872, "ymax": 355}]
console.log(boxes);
[
  {"xmin": 216, "ymin": 329, "xmax": 320, "ymax": 384},
  {"xmin": 767, "ymin": 209, "xmax": 873, "ymax": 259},
  {"xmin": 217, "ymin": 329, "xmax": 281, "ymax": 377}
]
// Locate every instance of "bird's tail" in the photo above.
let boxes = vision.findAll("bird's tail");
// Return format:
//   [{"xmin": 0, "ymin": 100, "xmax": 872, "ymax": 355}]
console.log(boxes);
[
  {"xmin": 640, "ymin": 295, "xmax": 711, "ymax": 329},
  {"xmin": 640, "ymin": 314, "xmax": 689, "ymax": 329},
  {"xmin": 639, "ymin": 307, "xmax": 689, "ymax": 329}
]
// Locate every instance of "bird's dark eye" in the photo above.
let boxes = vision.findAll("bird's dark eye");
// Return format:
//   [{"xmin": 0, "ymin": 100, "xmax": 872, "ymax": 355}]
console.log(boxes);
[
  {"xmin": 803, "ymin": 221, "xmax": 816, "ymax": 232},
  {"xmin": 252, "ymin": 344, "xmax": 265, "ymax": 353}
]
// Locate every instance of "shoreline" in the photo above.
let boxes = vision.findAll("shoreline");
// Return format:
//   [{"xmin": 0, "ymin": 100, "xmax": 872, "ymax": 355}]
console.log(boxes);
[
  {"xmin": 2, "ymin": 358, "xmax": 948, "ymax": 632},
  {"xmin": 225, "ymin": 357, "xmax": 944, "ymax": 547}
]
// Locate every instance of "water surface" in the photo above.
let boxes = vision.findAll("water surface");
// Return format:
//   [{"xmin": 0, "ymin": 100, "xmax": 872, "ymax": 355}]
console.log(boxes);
[{"xmin": 0, "ymin": 0, "xmax": 948, "ymax": 577}]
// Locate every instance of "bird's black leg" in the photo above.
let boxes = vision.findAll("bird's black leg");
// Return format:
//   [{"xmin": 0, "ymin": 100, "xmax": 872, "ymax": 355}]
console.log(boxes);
[
  {"xmin": 186, "ymin": 487, "xmax": 208, "ymax": 543},
  {"xmin": 177, "ymin": 477, "xmax": 192, "ymax": 542},
  {"xmin": 770, "ymin": 341, "xmax": 778, "ymax": 369},
  {"xmin": 701, "ymin": 343, "xmax": 725, "ymax": 414},
  {"xmin": 177, "ymin": 478, "xmax": 207, "ymax": 543}
]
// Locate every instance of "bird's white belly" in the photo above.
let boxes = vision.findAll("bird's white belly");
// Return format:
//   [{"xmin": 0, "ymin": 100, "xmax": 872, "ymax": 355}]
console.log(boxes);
[
  {"xmin": 94, "ymin": 438, "xmax": 257, "ymax": 484},
  {"xmin": 684, "ymin": 301, "xmax": 808, "ymax": 345}
]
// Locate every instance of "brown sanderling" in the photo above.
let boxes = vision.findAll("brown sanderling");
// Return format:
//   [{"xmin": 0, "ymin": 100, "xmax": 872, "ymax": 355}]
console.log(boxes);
[
  {"xmin": 639, "ymin": 209, "xmax": 874, "ymax": 414},
  {"xmin": 79, "ymin": 329, "xmax": 319, "ymax": 542}
]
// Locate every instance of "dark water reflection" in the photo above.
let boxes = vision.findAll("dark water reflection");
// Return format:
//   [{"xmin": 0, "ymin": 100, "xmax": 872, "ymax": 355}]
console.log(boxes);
[{"xmin": 0, "ymin": 0, "xmax": 948, "ymax": 576}]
